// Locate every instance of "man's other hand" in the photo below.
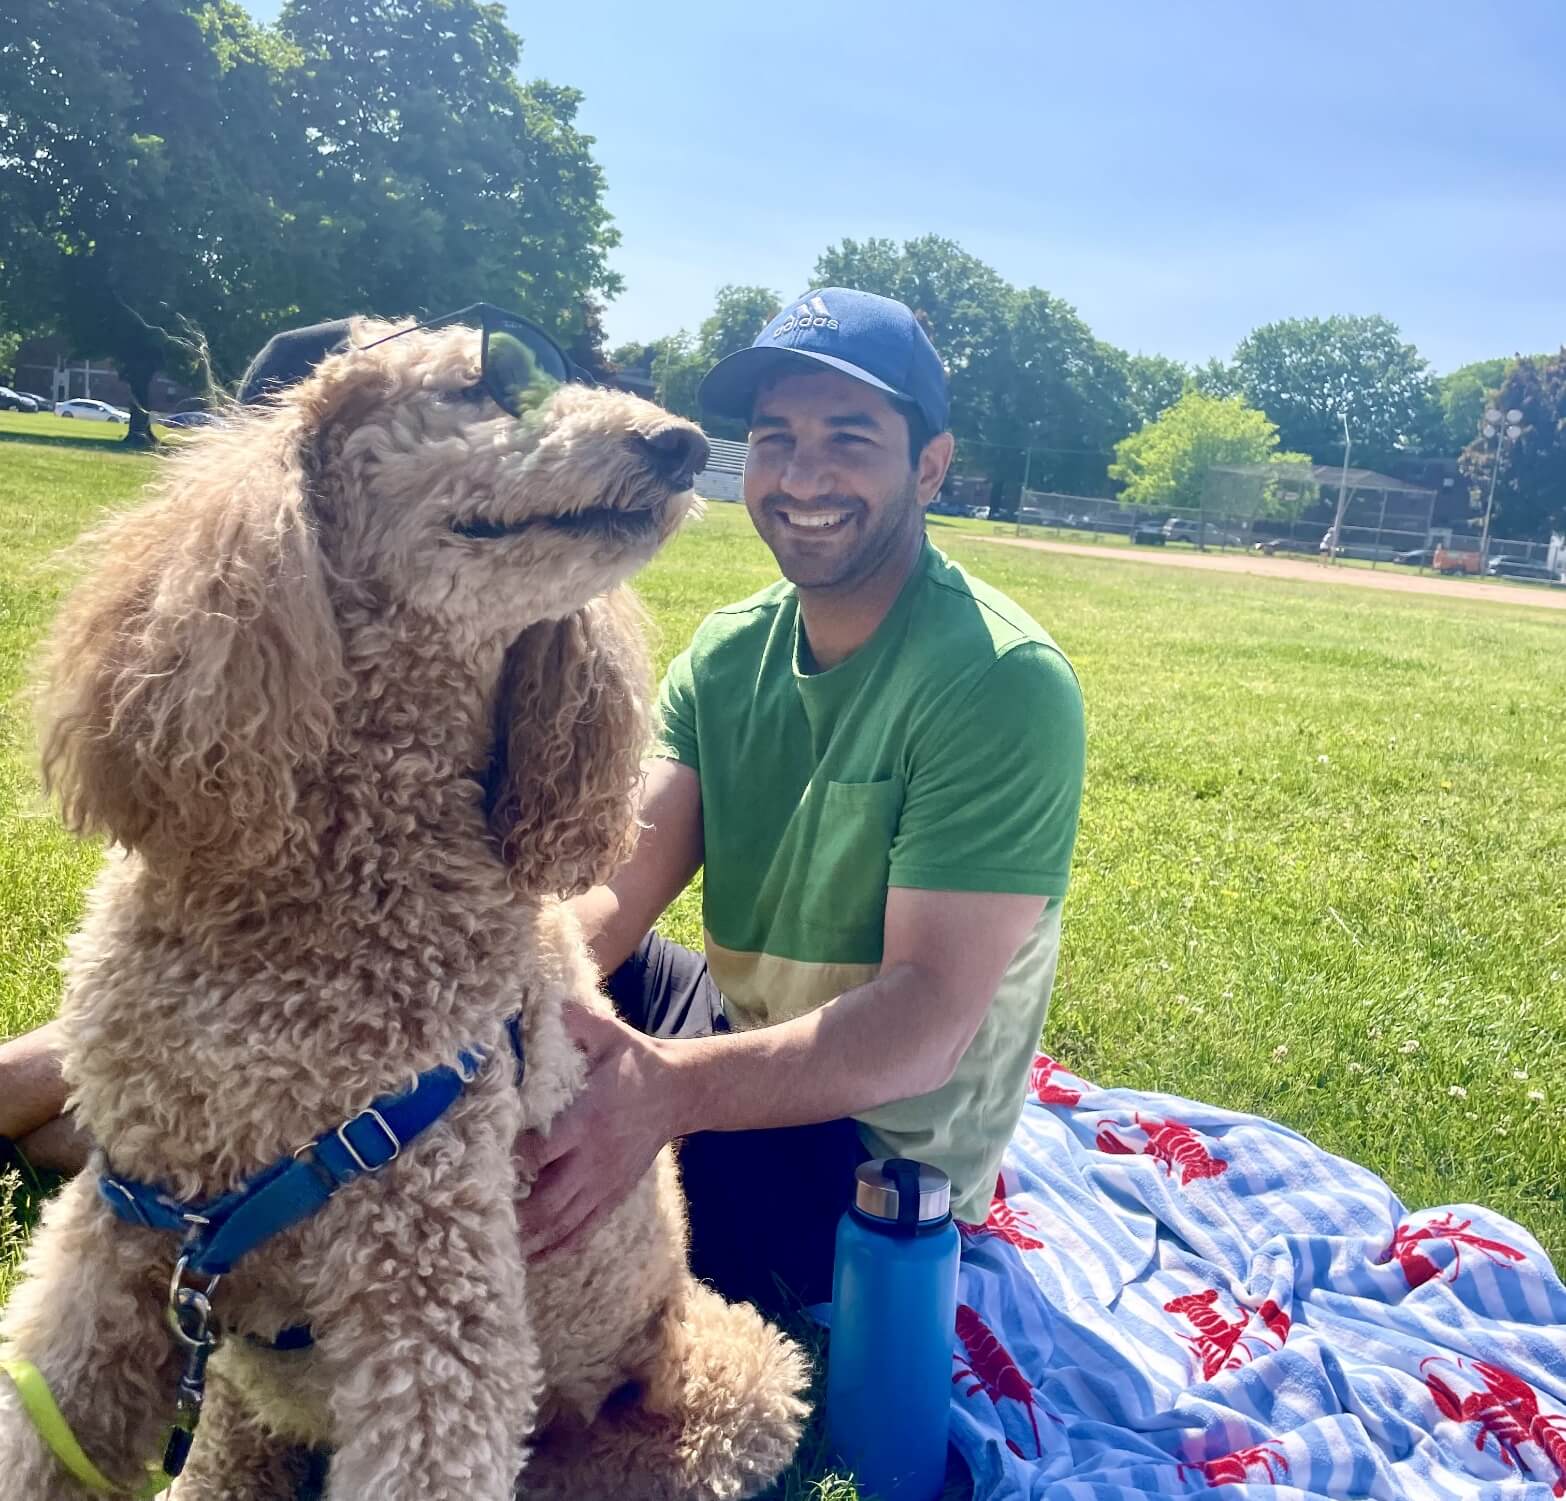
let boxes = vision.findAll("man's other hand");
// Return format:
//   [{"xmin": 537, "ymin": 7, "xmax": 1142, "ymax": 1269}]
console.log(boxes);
[{"xmin": 513, "ymin": 1004, "xmax": 679, "ymax": 1259}]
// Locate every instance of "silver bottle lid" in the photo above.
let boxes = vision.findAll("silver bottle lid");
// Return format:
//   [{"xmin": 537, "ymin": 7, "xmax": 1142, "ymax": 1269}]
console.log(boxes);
[{"xmin": 853, "ymin": 1158, "xmax": 951, "ymax": 1227}]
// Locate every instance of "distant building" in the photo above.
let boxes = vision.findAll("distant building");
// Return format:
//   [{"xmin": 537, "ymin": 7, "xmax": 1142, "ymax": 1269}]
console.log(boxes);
[
  {"xmin": 1389, "ymin": 456, "xmax": 1468, "ymax": 526},
  {"xmin": 7, "ymin": 336, "xmax": 197, "ymax": 411},
  {"xmin": 694, "ymin": 437, "xmax": 747, "ymax": 502}
]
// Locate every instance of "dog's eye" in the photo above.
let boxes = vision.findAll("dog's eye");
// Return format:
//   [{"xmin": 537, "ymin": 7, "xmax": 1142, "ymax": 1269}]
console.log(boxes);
[{"xmin": 440, "ymin": 384, "xmax": 488, "ymax": 408}]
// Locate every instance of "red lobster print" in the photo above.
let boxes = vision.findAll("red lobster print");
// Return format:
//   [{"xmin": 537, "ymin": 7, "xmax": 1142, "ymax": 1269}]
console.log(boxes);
[
  {"xmin": 1095, "ymin": 1113, "xmax": 1229, "ymax": 1186},
  {"xmin": 960, "ymin": 1173, "xmax": 1046, "ymax": 1252},
  {"xmin": 1030, "ymin": 1053, "xmax": 1082, "ymax": 1107},
  {"xmin": 1178, "ymin": 1439, "xmax": 1289, "ymax": 1485},
  {"xmin": 1380, "ymin": 1213, "xmax": 1527, "ymax": 1290},
  {"xmin": 1164, "ymin": 1289, "xmax": 1291, "ymax": 1380},
  {"xmin": 1423, "ymin": 1356, "xmax": 1566, "ymax": 1497},
  {"xmin": 952, "ymin": 1303, "xmax": 1049, "ymax": 1458}
]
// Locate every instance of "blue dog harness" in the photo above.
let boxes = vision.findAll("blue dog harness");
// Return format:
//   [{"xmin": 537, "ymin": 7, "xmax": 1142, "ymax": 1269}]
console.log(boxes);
[
  {"xmin": 76, "ymin": 1016, "xmax": 527, "ymax": 1484},
  {"xmin": 100, "ymin": 1037, "xmax": 506, "ymax": 1276}
]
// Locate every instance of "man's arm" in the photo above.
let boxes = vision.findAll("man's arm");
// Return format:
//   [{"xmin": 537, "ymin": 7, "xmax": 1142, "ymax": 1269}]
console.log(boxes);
[
  {"xmin": 664, "ymin": 887, "xmax": 1045, "ymax": 1131},
  {"xmin": 0, "ymin": 1018, "xmax": 90, "ymax": 1172},
  {"xmin": 517, "ymin": 885, "xmax": 1044, "ymax": 1254},
  {"xmin": 568, "ymin": 758, "xmax": 702, "ymax": 975}
]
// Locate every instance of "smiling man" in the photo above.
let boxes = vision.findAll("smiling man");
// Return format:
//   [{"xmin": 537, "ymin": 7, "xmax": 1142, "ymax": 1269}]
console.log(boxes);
[
  {"xmin": 516, "ymin": 288, "xmax": 1086, "ymax": 1311},
  {"xmin": 0, "ymin": 289, "xmax": 1085, "ymax": 1316}
]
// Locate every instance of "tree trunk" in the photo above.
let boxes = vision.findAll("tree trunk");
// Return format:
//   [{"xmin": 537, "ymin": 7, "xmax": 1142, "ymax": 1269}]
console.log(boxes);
[{"xmin": 120, "ymin": 358, "xmax": 159, "ymax": 449}]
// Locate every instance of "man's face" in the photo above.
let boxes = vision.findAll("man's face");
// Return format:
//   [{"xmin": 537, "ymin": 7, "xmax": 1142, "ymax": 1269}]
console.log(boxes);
[{"xmin": 743, "ymin": 367, "xmax": 932, "ymax": 591}]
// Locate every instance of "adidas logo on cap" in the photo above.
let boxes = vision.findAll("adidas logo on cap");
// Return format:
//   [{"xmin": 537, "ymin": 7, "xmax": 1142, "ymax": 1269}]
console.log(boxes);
[{"xmin": 773, "ymin": 294, "xmax": 839, "ymax": 337}]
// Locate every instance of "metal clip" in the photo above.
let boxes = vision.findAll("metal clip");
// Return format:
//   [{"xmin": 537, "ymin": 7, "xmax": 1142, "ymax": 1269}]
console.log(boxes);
[
  {"xmin": 162, "ymin": 1255, "xmax": 222, "ymax": 1479},
  {"xmin": 167, "ymin": 1255, "xmax": 222, "ymax": 1347}
]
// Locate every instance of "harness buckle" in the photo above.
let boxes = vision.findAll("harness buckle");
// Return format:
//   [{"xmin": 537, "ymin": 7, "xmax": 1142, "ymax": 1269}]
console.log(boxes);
[{"xmin": 336, "ymin": 1107, "xmax": 402, "ymax": 1173}]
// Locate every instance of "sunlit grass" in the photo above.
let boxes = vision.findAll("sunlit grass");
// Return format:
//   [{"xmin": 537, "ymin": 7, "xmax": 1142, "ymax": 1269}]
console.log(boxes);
[{"xmin": 1, "ymin": 443, "xmax": 1561, "ymax": 1497}]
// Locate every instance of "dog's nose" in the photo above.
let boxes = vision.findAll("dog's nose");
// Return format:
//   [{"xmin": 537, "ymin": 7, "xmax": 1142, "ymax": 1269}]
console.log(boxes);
[{"xmin": 638, "ymin": 426, "xmax": 709, "ymax": 486}]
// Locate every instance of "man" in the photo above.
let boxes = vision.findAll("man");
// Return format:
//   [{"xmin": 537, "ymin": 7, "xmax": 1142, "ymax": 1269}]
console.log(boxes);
[{"xmin": 0, "ymin": 289, "xmax": 1085, "ymax": 1315}]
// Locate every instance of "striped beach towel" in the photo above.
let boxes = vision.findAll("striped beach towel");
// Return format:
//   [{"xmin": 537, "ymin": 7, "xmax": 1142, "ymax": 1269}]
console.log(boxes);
[{"xmin": 946, "ymin": 1055, "xmax": 1566, "ymax": 1498}]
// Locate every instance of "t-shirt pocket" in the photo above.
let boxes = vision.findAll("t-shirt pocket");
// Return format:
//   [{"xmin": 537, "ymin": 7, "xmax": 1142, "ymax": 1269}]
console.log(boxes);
[{"xmin": 795, "ymin": 777, "xmax": 906, "ymax": 943}]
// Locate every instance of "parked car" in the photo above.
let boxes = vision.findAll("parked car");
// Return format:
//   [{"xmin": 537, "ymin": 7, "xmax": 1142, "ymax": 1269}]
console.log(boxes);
[
  {"xmin": 0, "ymin": 385, "xmax": 39, "ymax": 412},
  {"xmin": 965, "ymin": 505, "xmax": 990, "ymax": 520},
  {"xmin": 56, "ymin": 398, "xmax": 129, "ymax": 423},
  {"xmin": 1392, "ymin": 547, "xmax": 1435, "ymax": 566},
  {"xmin": 19, "ymin": 392, "xmax": 51, "ymax": 409},
  {"xmin": 1132, "ymin": 523, "xmax": 1167, "ymax": 546},
  {"xmin": 1485, "ymin": 557, "xmax": 1560, "ymax": 583}
]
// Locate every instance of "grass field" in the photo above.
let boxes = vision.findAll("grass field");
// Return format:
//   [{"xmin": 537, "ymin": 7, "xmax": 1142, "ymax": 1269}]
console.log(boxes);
[{"xmin": 1, "ymin": 417, "xmax": 1563, "ymax": 1495}]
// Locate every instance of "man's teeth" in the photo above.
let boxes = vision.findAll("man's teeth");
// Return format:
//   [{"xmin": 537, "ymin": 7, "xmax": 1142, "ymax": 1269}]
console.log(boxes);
[{"xmin": 782, "ymin": 510, "xmax": 850, "ymax": 529}]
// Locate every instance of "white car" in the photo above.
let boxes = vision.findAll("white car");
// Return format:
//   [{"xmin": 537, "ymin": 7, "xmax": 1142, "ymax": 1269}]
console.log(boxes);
[{"xmin": 55, "ymin": 398, "xmax": 129, "ymax": 423}]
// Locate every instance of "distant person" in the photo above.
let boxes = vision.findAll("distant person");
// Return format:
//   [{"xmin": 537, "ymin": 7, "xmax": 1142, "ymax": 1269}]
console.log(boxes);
[{"xmin": 0, "ymin": 289, "xmax": 1085, "ymax": 1313}]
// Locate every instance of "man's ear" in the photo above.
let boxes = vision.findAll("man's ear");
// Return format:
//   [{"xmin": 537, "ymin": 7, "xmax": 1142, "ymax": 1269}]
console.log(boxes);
[{"xmin": 917, "ymin": 431, "xmax": 956, "ymax": 505}]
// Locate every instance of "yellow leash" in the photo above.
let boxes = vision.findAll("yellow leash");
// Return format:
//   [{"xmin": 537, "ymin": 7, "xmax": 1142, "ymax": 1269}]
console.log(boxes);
[{"xmin": 1, "ymin": 1357, "xmax": 172, "ymax": 1498}]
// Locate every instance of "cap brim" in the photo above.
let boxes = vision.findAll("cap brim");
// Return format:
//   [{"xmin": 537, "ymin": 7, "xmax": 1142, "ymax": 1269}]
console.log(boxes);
[{"xmin": 698, "ymin": 345, "xmax": 907, "ymax": 422}]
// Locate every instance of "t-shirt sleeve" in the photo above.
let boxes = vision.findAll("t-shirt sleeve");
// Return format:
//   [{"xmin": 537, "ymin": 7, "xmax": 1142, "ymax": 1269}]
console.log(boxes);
[
  {"xmin": 653, "ymin": 645, "xmax": 700, "ymax": 772},
  {"xmin": 888, "ymin": 643, "xmax": 1085, "ymax": 899}
]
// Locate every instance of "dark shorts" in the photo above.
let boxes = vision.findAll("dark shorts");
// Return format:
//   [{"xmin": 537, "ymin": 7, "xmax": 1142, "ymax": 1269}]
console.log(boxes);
[{"xmin": 604, "ymin": 932, "xmax": 867, "ymax": 1316}]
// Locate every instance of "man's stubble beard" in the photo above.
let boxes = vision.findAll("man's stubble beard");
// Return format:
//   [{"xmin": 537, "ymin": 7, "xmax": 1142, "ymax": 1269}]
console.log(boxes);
[{"xmin": 761, "ymin": 473, "xmax": 924, "ymax": 594}]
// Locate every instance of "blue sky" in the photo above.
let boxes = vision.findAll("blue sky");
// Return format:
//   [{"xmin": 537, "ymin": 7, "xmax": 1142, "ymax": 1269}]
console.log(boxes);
[{"xmin": 250, "ymin": 1, "xmax": 1565, "ymax": 373}]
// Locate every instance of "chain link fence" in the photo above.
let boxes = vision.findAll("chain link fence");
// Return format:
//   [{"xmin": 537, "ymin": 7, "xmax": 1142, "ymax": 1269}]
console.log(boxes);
[
  {"xmin": 938, "ymin": 447, "xmax": 1561, "ymax": 582},
  {"xmin": 1004, "ymin": 498, "xmax": 1558, "ymax": 578}
]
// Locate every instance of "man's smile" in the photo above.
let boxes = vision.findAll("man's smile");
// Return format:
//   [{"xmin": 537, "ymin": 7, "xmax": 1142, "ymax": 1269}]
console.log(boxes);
[{"xmin": 775, "ymin": 507, "xmax": 856, "ymax": 534}]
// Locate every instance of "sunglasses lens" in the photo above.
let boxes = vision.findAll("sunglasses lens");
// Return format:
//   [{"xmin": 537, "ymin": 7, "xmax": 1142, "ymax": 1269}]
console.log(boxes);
[{"xmin": 485, "ymin": 324, "xmax": 569, "ymax": 415}]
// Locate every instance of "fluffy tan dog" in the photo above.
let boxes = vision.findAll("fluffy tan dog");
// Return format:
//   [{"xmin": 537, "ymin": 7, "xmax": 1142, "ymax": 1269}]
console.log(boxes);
[{"xmin": 0, "ymin": 320, "xmax": 807, "ymax": 1500}]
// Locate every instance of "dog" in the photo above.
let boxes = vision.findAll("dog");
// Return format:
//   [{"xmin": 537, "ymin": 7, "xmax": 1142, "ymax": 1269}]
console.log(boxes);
[{"xmin": 0, "ymin": 318, "xmax": 807, "ymax": 1500}]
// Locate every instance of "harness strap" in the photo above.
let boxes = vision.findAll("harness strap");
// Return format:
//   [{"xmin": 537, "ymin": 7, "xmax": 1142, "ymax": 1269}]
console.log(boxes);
[
  {"xmin": 1, "ymin": 1358, "xmax": 172, "ymax": 1498},
  {"xmin": 97, "ymin": 1040, "xmax": 502, "ymax": 1278}
]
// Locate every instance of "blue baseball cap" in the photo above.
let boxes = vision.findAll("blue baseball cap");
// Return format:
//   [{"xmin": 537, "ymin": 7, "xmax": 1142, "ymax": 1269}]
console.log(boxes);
[{"xmin": 698, "ymin": 288, "xmax": 949, "ymax": 434}]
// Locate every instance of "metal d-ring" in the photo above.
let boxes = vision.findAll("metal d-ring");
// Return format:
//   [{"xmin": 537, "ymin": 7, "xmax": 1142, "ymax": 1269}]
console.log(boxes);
[{"xmin": 167, "ymin": 1255, "xmax": 222, "ymax": 1350}]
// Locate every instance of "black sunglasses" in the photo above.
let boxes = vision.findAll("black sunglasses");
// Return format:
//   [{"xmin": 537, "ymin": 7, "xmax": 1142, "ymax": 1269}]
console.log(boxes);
[{"xmin": 356, "ymin": 302, "xmax": 589, "ymax": 417}]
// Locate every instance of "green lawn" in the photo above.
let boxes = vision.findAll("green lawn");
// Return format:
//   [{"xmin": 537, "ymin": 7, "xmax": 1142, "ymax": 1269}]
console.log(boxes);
[{"xmin": 2, "ymin": 430, "xmax": 1563, "ymax": 1495}]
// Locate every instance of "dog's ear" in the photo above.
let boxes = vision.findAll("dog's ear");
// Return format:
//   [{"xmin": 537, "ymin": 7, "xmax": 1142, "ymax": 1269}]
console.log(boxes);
[
  {"xmin": 488, "ymin": 588, "xmax": 652, "ymax": 897},
  {"xmin": 37, "ymin": 408, "xmax": 346, "ymax": 869}
]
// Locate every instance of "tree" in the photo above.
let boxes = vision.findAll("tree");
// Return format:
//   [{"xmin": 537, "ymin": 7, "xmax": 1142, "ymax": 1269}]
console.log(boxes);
[
  {"xmin": 649, "ymin": 332, "xmax": 704, "ymax": 420},
  {"xmin": 0, "ymin": 321, "xmax": 23, "ymax": 384},
  {"xmin": 564, "ymin": 299, "xmax": 618, "ymax": 384},
  {"xmin": 1123, "ymin": 353, "xmax": 1190, "ymax": 428},
  {"xmin": 1458, "ymin": 351, "xmax": 1566, "ymax": 541},
  {"xmin": 988, "ymin": 288, "xmax": 1135, "ymax": 495},
  {"xmin": 1109, "ymin": 391, "xmax": 1309, "ymax": 514},
  {"xmin": 0, "ymin": 0, "xmax": 303, "ymax": 443},
  {"xmin": 696, "ymin": 285, "xmax": 781, "ymax": 365},
  {"xmin": 1434, "ymin": 356, "xmax": 1556, "ymax": 455},
  {"xmin": 275, "ymin": 0, "xmax": 621, "ymax": 341},
  {"xmin": 1224, "ymin": 315, "xmax": 1440, "ymax": 473},
  {"xmin": 0, "ymin": 0, "xmax": 622, "ymax": 442},
  {"xmin": 1191, "ymin": 357, "xmax": 1239, "ymax": 398}
]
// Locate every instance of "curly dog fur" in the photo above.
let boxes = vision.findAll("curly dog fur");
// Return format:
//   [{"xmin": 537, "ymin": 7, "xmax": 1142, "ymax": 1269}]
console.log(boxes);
[{"xmin": 0, "ymin": 320, "xmax": 808, "ymax": 1500}]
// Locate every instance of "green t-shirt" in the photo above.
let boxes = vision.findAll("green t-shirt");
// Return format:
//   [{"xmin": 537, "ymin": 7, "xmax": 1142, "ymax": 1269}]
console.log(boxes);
[{"xmin": 655, "ymin": 538, "xmax": 1085, "ymax": 1222}]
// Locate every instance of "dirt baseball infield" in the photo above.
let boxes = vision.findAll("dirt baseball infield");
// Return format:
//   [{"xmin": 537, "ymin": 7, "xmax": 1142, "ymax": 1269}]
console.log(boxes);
[{"xmin": 976, "ymin": 536, "xmax": 1566, "ymax": 613}]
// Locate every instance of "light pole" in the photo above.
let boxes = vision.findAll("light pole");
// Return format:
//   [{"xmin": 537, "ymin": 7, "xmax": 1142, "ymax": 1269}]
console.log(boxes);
[
  {"xmin": 1326, "ymin": 411, "xmax": 1352, "ymax": 564},
  {"xmin": 1478, "ymin": 405, "xmax": 1523, "ymax": 572}
]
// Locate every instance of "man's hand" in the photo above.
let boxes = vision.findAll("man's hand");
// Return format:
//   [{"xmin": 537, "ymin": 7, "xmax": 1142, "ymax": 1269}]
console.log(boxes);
[{"xmin": 514, "ymin": 1005, "xmax": 679, "ymax": 1259}]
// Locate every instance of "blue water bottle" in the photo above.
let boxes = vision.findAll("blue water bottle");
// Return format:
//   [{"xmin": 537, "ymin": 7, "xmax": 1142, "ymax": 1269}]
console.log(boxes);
[{"xmin": 827, "ymin": 1158, "xmax": 961, "ymax": 1500}]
